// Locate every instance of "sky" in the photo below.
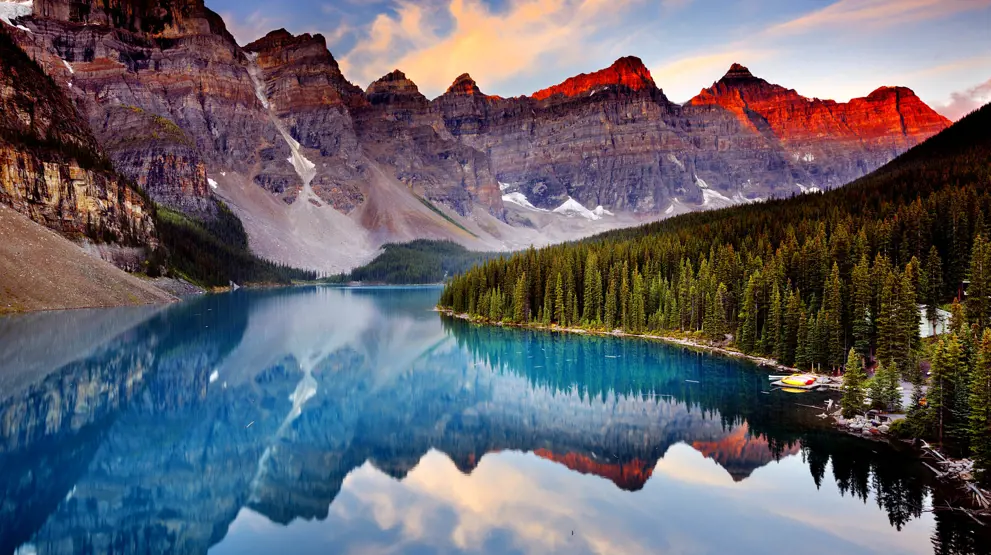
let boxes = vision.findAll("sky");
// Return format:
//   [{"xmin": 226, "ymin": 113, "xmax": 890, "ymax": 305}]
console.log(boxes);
[{"xmin": 206, "ymin": 0, "xmax": 991, "ymax": 120}]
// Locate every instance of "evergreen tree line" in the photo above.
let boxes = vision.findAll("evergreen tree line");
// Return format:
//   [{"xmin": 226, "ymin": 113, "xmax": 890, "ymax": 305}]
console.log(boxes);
[
  {"xmin": 440, "ymin": 104, "xmax": 991, "ymax": 482},
  {"xmin": 153, "ymin": 204, "xmax": 317, "ymax": 287},
  {"xmin": 324, "ymin": 240, "xmax": 500, "ymax": 284}
]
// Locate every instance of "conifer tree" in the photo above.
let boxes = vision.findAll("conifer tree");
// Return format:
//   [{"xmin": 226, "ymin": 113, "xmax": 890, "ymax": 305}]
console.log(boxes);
[
  {"xmin": 620, "ymin": 267, "xmax": 631, "ymax": 331},
  {"xmin": 738, "ymin": 274, "xmax": 759, "ymax": 353},
  {"xmin": 899, "ymin": 271, "xmax": 920, "ymax": 355},
  {"xmin": 513, "ymin": 273, "xmax": 528, "ymax": 323},
  {"xmin": 489, "ymin": 287, "xmax": 503, "ymax": 321},
  {"xmin": 631, "ymin": 270, "xmax": 646, "ymax": 333},
  {"xmin": 929, "ymin": 337, "xmax": 956, "ymax": 446},
  {"xmin": 949, "ymin": 299, "xmax": 967, "ymax": 337},
  {"xmin": 851, "ymin": 255, "xmax": 873, "ymax": 359},
  {"xmin": 768, "ymin": 283, "xmax": 783, "ymax": 358},
  {"xmin": 604, "ymin": 276, "xmax": 617, "ymax": 330},
  {"xmin": 948, "ymin": 334, "xmax": 973, "ymax": 451},
  {"xmin": 887, "ymin": 362, "xmax": 903, "ymax": 412},
  {"xmin": 542, "ymin": 278, "xmax": 553, "ymax": 325},
  {"xmin": 922, "ymin": 246, "xmax": 944, "ymax": 331},
  {"xmin": 841, "ymin": 348, "xmax": 867, "ymax": 418},
  {"xmin": 782, "ymin": 289, "xmax": 802, "ymax": 366},
  {"xmin": 583, "ymin": 254, "xmax": 599, "ymax": 324},
  {"xmin": 795, "ymin": 310, "xmax": 811, "ymax": 370},
  {"xmin": 868, "ymin": 363, "xmax": 888, "ymax": 410},
  {"xmin": 824, "ymin": 263, "xmax": 845, "ymax": 369},
  {"xmin": 713, "ymin": 283, "xmax": 729, "ymax": 340},
  {"xmin": 554, "ymin": 273, "xmax": 565, "ymax": 325},
  {"xmin": 970, "ymin": 329, "xmax": 991, "ymax": 486},
  {"xmin": 967, "ymin": 234, "xmax": 990, "ymax": 329}
]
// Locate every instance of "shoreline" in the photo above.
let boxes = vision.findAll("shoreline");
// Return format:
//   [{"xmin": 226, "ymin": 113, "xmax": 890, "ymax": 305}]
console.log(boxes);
[
  {"xmin": 436, "ymin": 306, "xmax": 991, "ymax": 518},
  {"xmin": 434, "ymin": 307, "xmax": 805, "ymax": 374}
]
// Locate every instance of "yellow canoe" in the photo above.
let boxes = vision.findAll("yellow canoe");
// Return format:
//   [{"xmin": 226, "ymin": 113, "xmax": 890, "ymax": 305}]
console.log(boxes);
[
  {"xmin": 781, "ymin": 374, "xmax": 816, "ymax": 387},
  {"xmin": 780, "ymin": 387, "xmax": 810, "ymax": 394}
]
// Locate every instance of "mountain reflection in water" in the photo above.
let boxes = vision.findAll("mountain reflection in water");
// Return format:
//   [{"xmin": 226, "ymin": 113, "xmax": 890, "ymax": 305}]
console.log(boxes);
[{"xmin": 0, "ymin": 287, "xmax": 988, "ymax": 555}]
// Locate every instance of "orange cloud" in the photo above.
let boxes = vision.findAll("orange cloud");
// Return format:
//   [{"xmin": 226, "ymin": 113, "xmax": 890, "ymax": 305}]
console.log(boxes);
[{"xmin": 339, "ymin": 0, "xmax": 642, "ymax": 97}]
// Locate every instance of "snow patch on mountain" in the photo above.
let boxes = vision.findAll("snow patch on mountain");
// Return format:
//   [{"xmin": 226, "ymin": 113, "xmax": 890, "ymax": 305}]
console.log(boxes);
[
  {"xmin": 208, "ymin": 178, "xmax": 218, "ymax": 190},
  {"xmin": 502, "ymin": 192, "xmax": 545, "ymax": 211},
  {"xmin": 796, "ymin": 183, "xmax": 822, "ymax": 195},
  {"xmin": 701, "ymin": 188, "xmax": 736, "ymax": 208},
  {"xmin": 0, "ymin": 1, "xmax": 32, "ymax": 29},
  {"xmin": 553, "ymin": 197, "xmax": 605, "ymax": 220},
  {"xmin": 499, "ymin": 182, "xmax": 514, "ymax": 192},
  {"xmin": 246, "ymin": 58, "xmax": 315, "ymax": 189},
  {"xmin": 732, "ymin": 192, "xmax": 763, "ymax": 205}
]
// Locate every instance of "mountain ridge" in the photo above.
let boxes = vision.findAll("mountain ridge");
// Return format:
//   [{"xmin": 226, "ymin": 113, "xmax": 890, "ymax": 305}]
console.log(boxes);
[{"xmin": 0, "ymin": 0, "xmax": 954, "ymax": 275}]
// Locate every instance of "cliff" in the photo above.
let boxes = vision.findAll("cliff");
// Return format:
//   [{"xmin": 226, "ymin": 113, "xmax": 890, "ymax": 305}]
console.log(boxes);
[{"xmin": 0, "ymin": 26, "xmax": 155, "ymax": 245}]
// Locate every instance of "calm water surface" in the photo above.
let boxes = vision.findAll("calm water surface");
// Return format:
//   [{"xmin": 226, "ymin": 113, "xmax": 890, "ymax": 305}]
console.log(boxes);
[{"xmin": 1, "ymin": 287, "xmax": 988, "ymax": 555}]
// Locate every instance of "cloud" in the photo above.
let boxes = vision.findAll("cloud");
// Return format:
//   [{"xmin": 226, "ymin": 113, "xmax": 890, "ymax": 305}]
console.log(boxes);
[
  {"xmin": 339, "ymin": 0, "xmax": 642, "ymax": 97},
  {"xmin": 938, "ymin": 78, "xmax": 991, "ymax": 121},
  {"xmin": 220, "ymin": 9, "xmax": 284, "ymax": 45},
  {"xmin": 650, "ymin": 49, "xmax": 773, "ymax": 102},
  {"xmin": 767, "ymin": 0, "xmax": 989, "ymax": 35}
]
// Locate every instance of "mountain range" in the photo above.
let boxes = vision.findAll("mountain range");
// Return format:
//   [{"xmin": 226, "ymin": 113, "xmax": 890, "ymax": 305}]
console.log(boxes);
[{"xmin": 0, "ymin": 0, "xmax": 951, "ymax": 277}]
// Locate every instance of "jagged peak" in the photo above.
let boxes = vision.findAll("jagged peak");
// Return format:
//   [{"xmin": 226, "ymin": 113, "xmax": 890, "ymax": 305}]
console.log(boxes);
[
  {"xmin": 445, "ymin": 73, "xmax": 486, "ymax": 96},
  {"xmin": 366, "ymin": 69, "xmax": 423, "ymax": 99},
  {"xmin": 33, "ymin": 0, "xmax": 234, "ymax": 40},
  {"xmin": 244, "ymin": 28, "xmax": 328, "ymax": 52},
  {"xmin": 722, "ymin": 63, "xmax": 756, "ymax": 81},
  {"xmin": 381, "ymin": 69, "xmax": 408, "ymax": 81},
  {"xmin": 531, "ymin": 56, "xmax": 656, "ymax": 101},
  {"xmin": 865, "ymin": 85, "xmax": 917, "ymax": 100}
]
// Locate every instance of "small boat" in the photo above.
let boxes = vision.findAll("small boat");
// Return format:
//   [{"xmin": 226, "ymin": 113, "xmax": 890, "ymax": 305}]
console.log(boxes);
[
  {"xmin": 781, "ymin": 374, "xmax": 816, "ymax": 387},
  {"xmin": 780, "ymin": 387, "xmax": 810, "ymax": 394}
]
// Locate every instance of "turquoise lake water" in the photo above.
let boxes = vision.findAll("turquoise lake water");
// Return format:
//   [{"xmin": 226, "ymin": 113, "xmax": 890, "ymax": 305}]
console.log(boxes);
[{"xmin": 1, "ymin": 286, "xmax": 988, "ymax": 554}]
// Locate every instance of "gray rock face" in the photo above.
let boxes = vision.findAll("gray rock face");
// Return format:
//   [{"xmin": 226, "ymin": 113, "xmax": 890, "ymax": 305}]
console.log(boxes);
[
  {"xmin": 8, "ymin": 1, "xmax": 951, "ymax": 245},
  {"xmin": 17, "ymin": 7, "xmax": 289, "ymax": 216},
  {"xmin": 432, "ymin": 58, "xmax": 950, "ymax": 212},
  {"xmin": 0, "ymin": 26, "xmax": 156, "ymax": 245}
]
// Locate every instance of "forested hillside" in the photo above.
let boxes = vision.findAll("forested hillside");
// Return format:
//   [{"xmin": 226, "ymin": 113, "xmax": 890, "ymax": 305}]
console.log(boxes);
[
  {"xmin": 440, "ymin": 103, "xmax": 991, "ymax": 478},
  {"xmin": 153, "ymin": 204, "xmax": 318, "ymax": 287},
  {"xmin": 328, "ymin": 240, "xmax": 500, "ymax": 284}
]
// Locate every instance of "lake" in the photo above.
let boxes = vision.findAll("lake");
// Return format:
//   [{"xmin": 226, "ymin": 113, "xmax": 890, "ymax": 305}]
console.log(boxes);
[{"xmin": 1, "ymin": 286, "xmax": 988, "ymax": 555}]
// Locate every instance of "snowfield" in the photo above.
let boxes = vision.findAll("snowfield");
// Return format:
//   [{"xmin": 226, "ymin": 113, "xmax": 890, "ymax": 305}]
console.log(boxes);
[
  {"xmin": 553, "ymin": 197, "xmax": 609, "ymax": 221},
  {"xmin": 502, "ymin": 192, "xmax": 544, "ymax": 211},
  {"xmin": 0, "ymin": 0, "xmax": 32, "ymax": 31}
]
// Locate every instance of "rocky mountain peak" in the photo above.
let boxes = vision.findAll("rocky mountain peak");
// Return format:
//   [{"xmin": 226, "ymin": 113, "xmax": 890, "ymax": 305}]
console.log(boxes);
[
  {"xmin": 865, "ymin": 85, "xmax": 915, "ymax": 101},
  {"xmin": 33, "ymin": 0, "xmax": 229, "ymax": 38},
  {"xmin": 366, "ymin": 69, "xmax": 427, "ymax": 106},
  {"xmin": 531, "ymin": 56, "xmax": 656, "ymax": 100},
  {"xmin": 243, "ymin": 28, "xmax": 300, "ymax": 50},
  {"xmin": 446, "ymin": 73, "xmax": 486, "ymax": 96},
  {"xmin": 688, "ymin": 64, "xmax": 950, "ymax": 145},
  {"xmin": 721, "ymin": 63, "xmax": 757, "ymax": 81},
  {"xmin": 244, "ymin": 27, "xmax": 365, "ymax": 109},
  {"xmin": 243, "ymin": 29, "xmax": 337, "ymax": 60}
]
